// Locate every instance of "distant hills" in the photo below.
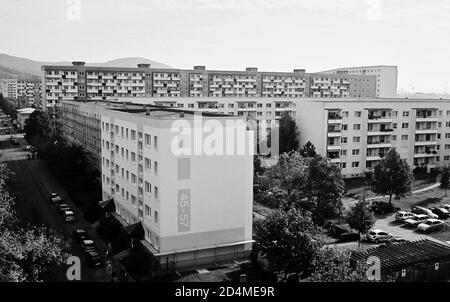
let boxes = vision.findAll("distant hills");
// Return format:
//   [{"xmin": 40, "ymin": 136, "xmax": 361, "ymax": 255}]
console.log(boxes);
[{"xmin": 0, "ymin": 54, "xmax": 172, "ymax": 80}]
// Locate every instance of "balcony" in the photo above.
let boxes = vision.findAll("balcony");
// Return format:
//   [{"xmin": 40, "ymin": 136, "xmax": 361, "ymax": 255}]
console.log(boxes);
[
  {"xmin": 415, "ymin": 128, "xmax": 438, "ymax": 134},
  {"xmin": 414, "ymin": 140, "xmax": 438, "ymax": 146},
  {"xmin": 327, "ymin": 145, "xmax": 341, "ymax": 151},
  {"xmin": 416, "ymin": 116, "xmax": 438, "ymax": 122},
  {"xmin": 367, "ymin": 141, "xmax": 392, "ymax": 149}
]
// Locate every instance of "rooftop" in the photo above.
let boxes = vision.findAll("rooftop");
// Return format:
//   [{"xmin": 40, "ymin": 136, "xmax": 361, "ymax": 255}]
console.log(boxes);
[{"xmin": 353, "ymin": 239, "xmax": 450, "ymax": 270}]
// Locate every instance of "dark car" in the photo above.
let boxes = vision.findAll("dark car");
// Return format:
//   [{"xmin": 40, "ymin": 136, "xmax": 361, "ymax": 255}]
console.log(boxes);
[
  {"xmin": 86, "ymin": 251, "xmax": 104, "ymax": 267},
  {"xmin": 73, "ymin": 229, "xmax": 88, "ymax": 243},
  {"xmin": 370, "ymin": 201, "xmax": 400, "ymax": 214},
  {"xmin": 430, "ymin": 207, "xmax": 450, "ymax": 219},
  {"xmin": 80, "ymin": 239, "xmax": 96, "ymax": 254}
]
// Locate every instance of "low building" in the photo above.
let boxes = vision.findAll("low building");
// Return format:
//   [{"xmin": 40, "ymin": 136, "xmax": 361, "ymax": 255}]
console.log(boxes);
[
  {"xmin": 16, "ymin": 107, "xmax": 36, "ymax": 131},
  {"xmin": 354, "ymin": 239, "xmax": 450, "ymax": 282}
]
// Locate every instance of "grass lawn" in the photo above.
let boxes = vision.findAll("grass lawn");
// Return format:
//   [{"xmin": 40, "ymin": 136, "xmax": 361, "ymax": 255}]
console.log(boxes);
[
  {"xmin": 344, "ymin": 171, "xmax": 439, "ymax": 200},
  {"xmin": 376, "ymin": 187, "xmax": 450, "ymax": 211}
]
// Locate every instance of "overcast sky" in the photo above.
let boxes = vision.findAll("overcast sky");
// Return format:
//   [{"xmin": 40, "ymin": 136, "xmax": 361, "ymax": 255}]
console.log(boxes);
[{"xmin": 1, "ymin": 0, "xmax": 450, "ymax": 93}]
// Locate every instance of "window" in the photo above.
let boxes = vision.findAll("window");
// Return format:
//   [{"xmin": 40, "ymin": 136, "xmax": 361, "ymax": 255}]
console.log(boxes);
[
  {"xmin": 145, "ymin": 205, "xmax": 150, "ymax": 216},
  {"xmin": 131, "ymin": 195, "xmax": 136, "ymax": 205},
  {"xmin": 154, "ymin": 186, "xmax": 159, "ymax": 199},
  {"xmin": 340, "ymin": 163, "xmax": 347, "ymax": 169},
  {"xmin": 145, "ymin": 134, "xmax": 151, "ymax": 146},
  {"xmin": 353, "ymin": 124, "xmax": 361, "ymax": 130},
  {"xmin": 446, "ymin": 133, "xmax": 450, "ymax": 139},
  {"xmin": 154, "ymin": 136, "xmax": 158, "ymax": 150},
  {"xmin": 392, "ymin": 135, "xmax": 397, "ymax": 141},
  {"xmin": 154, "ymin": 161, "xmax": 158, "ymax": 175},
  {"xmin": 354, "ymin": 111, "xmax": 361, "ymax": 117},
  {"xmin": 392, "ymin": 111, "xmax": 398, "ymax": 117},
  {"xmin": 342, "ymin": 111, "xmax": 349, "ymax": 118},
  {"xmin": 145, "ymin": 181, "xmax": 151, "ymax": 194},
  {"xmin": 131, "ymin": 152, "xmax": 136, "ymax": 162},
  {"xmin": 352, "ymin": 149, "xmax": 360, "ymax": 155},
  {"xmin": 351, "ymin": 162, "xmax": 359, "ymax": 168},
  {"xmin": 353, "ymin": 136, "xmax": 361, "ymax": 143},
  {"xmin": 145, "ymin": 158, "xmax": 151, "ymax": 170},
  {"xmin": 131, "ymin": 174, "xmax": 137, "ymax": 184},
  {"xmin": 340, "ymin": 150, "xmax": 347, "ymax": 156},
  {"xmin": 445, "ymin": 156, "xmax": 450, "ymax": 161},
  {"xmin": 401, "ymin": 135, "xmax": 408, "ymax": 140},
  {"xmin": 402, "ymin": 123, "xmax": 409, "ymax": 129},
  {"xmin": 341, "ymin": 137, "xmax": 347, "ymax": 144},
  {"xmin": 154, "ymin": 211, "xmax": 159, "ymax": 223},
  {"xmin": 402, "ymin": 111, "xmax": 409, "ymax": 117},
  {"xmin": 392, "ymin": 123, "xmax": 397, "ymax": 129},
  {"xmin": 342, "ymin": 124, "xmax": 348, "ymax": 131}
]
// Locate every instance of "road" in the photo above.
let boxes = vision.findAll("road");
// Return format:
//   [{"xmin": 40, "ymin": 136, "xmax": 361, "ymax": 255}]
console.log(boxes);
[{"xmin": 0, "ymin": 134, "xmax": 116, "ymax": 282}]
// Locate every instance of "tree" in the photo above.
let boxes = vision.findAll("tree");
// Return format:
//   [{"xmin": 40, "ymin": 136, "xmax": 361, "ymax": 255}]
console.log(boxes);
[
  {"xmin": 0, "ymin": 163, "xmax": 64, "ymax": 281},
  {"xmin": 440, "ymin": 166, "xmax": 450, "ymax": 197},
  {"xmin": 309, "ymin": 248, "xmax": 370, "ymax": 282},
  {"xmin": 367, "ymin": 149, "xmax": 414, "ymax": 203},
  {"xmin": 346, "ymin": 200, "xmax": 375, "ymax": 245},
  {"xmin": 299, "ymin": 141, "xmax": 316, "ymax": 158},
  {"xmin": 279, "ymin": 112, "xmax": 299, "ymax": 154},
  {"xmin": 254, "ymin": 208, "xmax": 321, "ymax": 279},
  {"xmin": 305, "ymin": 155, "xmax": 345, "ymax": 224}
]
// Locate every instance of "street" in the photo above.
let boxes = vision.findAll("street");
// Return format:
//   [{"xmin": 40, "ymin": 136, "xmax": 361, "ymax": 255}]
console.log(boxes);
[{"xmin": 0, "ymin": 134, "xmax": 115, "ymax": 282}]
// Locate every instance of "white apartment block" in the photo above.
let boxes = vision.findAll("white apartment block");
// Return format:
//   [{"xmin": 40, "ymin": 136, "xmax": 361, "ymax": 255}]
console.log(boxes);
[
  {"xmin": 0, "ymin": 79, "xmax": 42, "ymax": 104},
  {"xmin": 319, "ymin": 65, "xmax": 398, "ymax": 98},
  {"xmin": 42, "ymin": 62, "xmax": 377, "ymax": 109},
  {"xmin": 296, "ymin": 98, "xmax": 450, "ymax": 178},
  {"xmin": 100, "ymin": 106, "xmax": 253, "ymax": 270}
]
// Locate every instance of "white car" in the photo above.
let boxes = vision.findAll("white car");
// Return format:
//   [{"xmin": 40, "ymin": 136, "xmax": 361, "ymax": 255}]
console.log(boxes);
[
  {"xmin": 50, "ymin": 193, "xmax": 62, "ymax": 203},
  {"xmin": 442, "ymin": 204, "xmax": 450, "ymax": 212},
  {"xmin": 395, "ymin": 211, "xmax": 414, "ymax": 222},
  {"xmin": 404, "ymin": 214, "xmax": 430, "ymax": 227},
  {"xmin": 417, "ymin": 219, "xmax": 446, "ymax": 233},
  {"xmin": 366, "ymin": 229, "xmax": 393, "ymax": 243},
  {"xmin": 63, "ymin": 210, "xmax": 76, "ymax": 222}
]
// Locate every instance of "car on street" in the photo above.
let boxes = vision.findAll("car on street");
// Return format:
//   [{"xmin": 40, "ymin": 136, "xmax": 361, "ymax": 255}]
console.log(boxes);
[
  {"xmin": 370, "ymin": 201, "xmax": 400, "ymax": 214},
  {"xmin": 63, "ymin": 210, "xmax": 76, "ymax": 222},
  {"xmin": 404, "ymin": 214, "xmax": 430, "ymax": 227},
  {"xmin": 366, "ymin": 229, "xmax": 393, "ymax": 243},
  {"xmin": 395, "ymin": 211, "xmax": 415, "ymax": 222},
  {"xmin": 411, "ymin": 206, "xmax": 439, "ymax": 219},
  {"xmin": 417, "ymin": 219, "xmax": 446, "ymax": 233},
  {"xmin": 430, "ymin": 207, "xmax": 450, "ymax": 219},
  {"xmin": 80, "ymin": 239, "xmax": 96, "ymax": 254},
  {"xmin": 22, "ymin": 145, "xmax": 32, "ymax": 151},
  {"xmin": 57, "ymin": 203, "xmax": 71, "ymax": 214},
  {"xmin": 442, "ymin": 204, "xmax": 450, "ymax": 212},
  {"xmin": 73, "ymin": 229, "xmax": 88, "ymax": 243},
  {"xmin": 50, "ymin": 193, "xmax": 62, "ymax": 204},
  {"xmin": 86, "ymin": 251, "xmax": 104, "ymax": 267}
]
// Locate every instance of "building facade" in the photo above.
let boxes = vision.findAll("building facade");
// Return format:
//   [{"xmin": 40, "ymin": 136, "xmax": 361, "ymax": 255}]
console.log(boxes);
[
  {"xmin": 296, "ymin": 98, "xmax": 450, "ymax": 178},
  {"xmin": 0, "ymin": 79, "xmax": 42, "ymax": 105},
  {"xmin": 42, "ymin": 62, "xmax": 377, "ymax": 109},
  {"xmin": 100, "ymin": 106, "xmax": 253, "ymax": 270},
  {"xmin": 319, "ymin": 65, "xmax": 398, "ymax": 98}
]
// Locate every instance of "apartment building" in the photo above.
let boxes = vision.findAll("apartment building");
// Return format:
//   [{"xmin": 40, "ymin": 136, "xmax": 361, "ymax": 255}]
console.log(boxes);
[
  {"xmin": 0, "ymin": 79, "xmax": 42, "ymax": 105},
  {"xmin": 295, "ymin": 98, "xmax": 450, "ymax": 178},
  {"xmin": 100, "ymin": 105, "xmax": 253, "ymax": 270},
  {"xmin": 42, "ymin": 62, "xmax": 377, "ymax": 109},
  {"xmin": 319, "ymin": 65, "xmax": 398, "ymax": 98}
]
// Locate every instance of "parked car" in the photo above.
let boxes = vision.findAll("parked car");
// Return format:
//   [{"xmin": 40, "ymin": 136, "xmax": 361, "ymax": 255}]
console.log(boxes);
[
  {"xmin": 404, "ymin": 214, "xmax": 430, "ymax": 227},
  {"xmin": 328, "ymin": 224, "xmax": 360, "ymax": 243},
  {"xmin": 86, "ymin": 251, "xmax": 104, "ymax": 267},
  {"xmin": 63, "ymin": 210, "xmax": 76, "ymax": 222},
  {"xmin": 50, "ymin": 193, "xmax": 62, "ymax": 204},
  {"xmin": 411, "ymin": 206, "xmax": 439, "ymax": 219},
  {"xmin": 430, "ymin": 207, "xmax": 450, "ymax": 219},
  {"xmin": 22, "ymin": 145, "xmax": 31, "ymax": 151},
  {"xmin": 395, "ymin": 211, "xmax": 415, "ymax": 222},
  {"xmin": 73, "ymin": 229, "xmax": 88, "ymax": 243},
  {"xmin": 371, "ymin": 201, "xmax": 400, "ymax": 214},
  {"xmin": 57, "ymin": 203, "xmax": 71, "ymax": 214},
  {"xmin": 80, "ymin": 239, "xmax": 96, "ymax": 254},
  {"xmin": 387, "ymin": 237, "xmax": 407, "ymax": 244},
  {"xmin": 442, "ymin": 204, "xmax": 450, "ymax": 212},
  {"xmin": 417, "ymin": 219, "xmax": 446, "ymax": 233},
  {"xmin": 366, "ymin": 229, "xmax": 393, "ymax": 243}
]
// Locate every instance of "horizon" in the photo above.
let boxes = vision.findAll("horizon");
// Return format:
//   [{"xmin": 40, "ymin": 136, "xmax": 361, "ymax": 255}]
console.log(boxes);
[{"xmin": 1, "ymin": 0, "xmax": 450, "ymax": 93}]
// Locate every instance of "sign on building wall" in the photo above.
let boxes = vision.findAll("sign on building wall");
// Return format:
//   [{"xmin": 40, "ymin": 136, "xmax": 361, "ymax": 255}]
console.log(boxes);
[{"xmin": 178, "ymin": 189, "xmax": 191, "ymax": 232}]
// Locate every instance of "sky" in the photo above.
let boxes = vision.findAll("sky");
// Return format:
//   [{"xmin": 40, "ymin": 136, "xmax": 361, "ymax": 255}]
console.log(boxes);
[{"xmin": 1, "ymin": 0, "xmax": 450, "ymax": 93}]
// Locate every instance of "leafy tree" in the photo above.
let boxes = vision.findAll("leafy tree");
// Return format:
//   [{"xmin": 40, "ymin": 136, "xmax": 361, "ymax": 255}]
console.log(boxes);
[
  {"xmin": 305, "ymin": 155, "xmax": 345, "ymax": 224},
  {"xmin": 309, "ymin": 248, "xmax": 370, "ymax": 282},
  {"xmin": 254, "ymin": 208, "xmax": 321, "ymax": 279},
  {"xmin": 279, "ymin": 112, "xmax": 299, "ymax": 154},
  {"xmin": 299, "ymin": 141, "xmax": 317, "ymax": 158},
  {"xmin": 0, "ymin": 163, "xmax": 64, "ymax": 281},
  {"xmin": 346, "ymin": 200, "xmax": 375, "ymax": 245},
  {"xmin": 440, "ymin": 166, "xmax": 450, "ymax": 197},
  {"xmin": 367, "ymin": 149, "xmax": 414, "ymax": 203}
]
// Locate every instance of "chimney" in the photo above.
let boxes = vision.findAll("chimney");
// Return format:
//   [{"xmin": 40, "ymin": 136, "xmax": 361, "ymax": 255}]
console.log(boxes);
[
  {"xmin": 137, "ymin": 63, "xmax": 151, "ymax": 69},
  {"xmin": 293, "ymin": 69, "xmax": 305, "ymax": 74},
  {"xmin": 245, "ymin": 67, "xmax": 258, "ymax": 72},
  {"xmin": 72, "ymin": 61, "xmax": 85, "ymax": 67},
  {"xmin": 193, "ymin": 65, "xmax": 206, "ymax": 71}
]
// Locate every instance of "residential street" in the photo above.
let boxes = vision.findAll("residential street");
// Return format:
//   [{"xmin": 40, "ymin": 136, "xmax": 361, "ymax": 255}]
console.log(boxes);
[{"xmin": 0, "ymin": 134, "xmax": 115, "ymax": 282}]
